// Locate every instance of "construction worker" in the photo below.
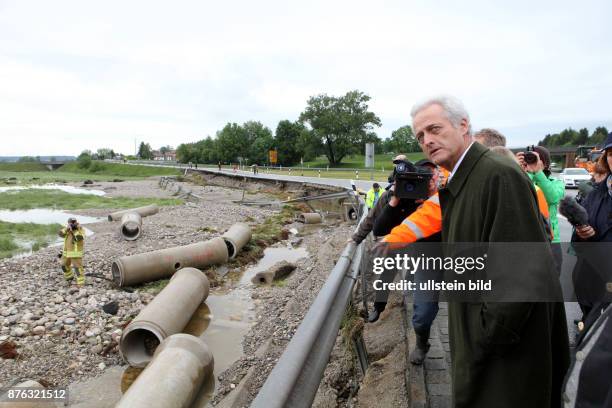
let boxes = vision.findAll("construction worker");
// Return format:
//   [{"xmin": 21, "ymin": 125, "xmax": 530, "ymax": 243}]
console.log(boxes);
[
  {"xmin": 59, "ymin": 217, "xmax": 86, "ymax": 286},
  {"xmin": 365, "ymin": 183, "xmax": 381, "ymax": 209}
]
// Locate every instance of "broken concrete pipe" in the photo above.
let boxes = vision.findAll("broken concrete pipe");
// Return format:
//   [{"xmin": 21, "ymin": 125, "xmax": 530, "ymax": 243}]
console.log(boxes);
[
  {"xmin": 116, "ymin": 334, "xmax": 214, "ymax": 408},
  {"xmin": 221, "ymin": 222, "xmax": 252, "ymax": 259},
  {"xmin": 112, "ymin": 237, "xmax": 228, "ymax": 287},
  {"xmin": 119, "ymin": 267, "xmax": 210, "ymax": 368},
  {"xmin": 108, "ymin": 204, "xmax": 159, "ymax": 221},
  {"xmin": 252, "ymin": 261, "xmax": 296, "ymax": 285},
  {"xmin": 120, "ymin": 212, "xmax": 142, "ymax": 241},
  {"xmin": 297, "ymin": 212, "xmax": 322, "ymax": 224}
]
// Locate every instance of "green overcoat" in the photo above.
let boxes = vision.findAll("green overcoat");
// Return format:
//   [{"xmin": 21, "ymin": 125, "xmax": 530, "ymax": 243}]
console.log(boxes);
[{"xmin": 438, "ymin": 142, "xmax": 570, "ymax": 408}]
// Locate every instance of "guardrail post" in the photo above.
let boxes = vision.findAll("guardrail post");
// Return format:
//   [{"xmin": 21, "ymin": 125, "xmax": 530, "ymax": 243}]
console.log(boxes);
[
  {"xmin": 356, "ymin": 170, "xmax": 359, "ymax": 180},
  {"xmin": 318, "ymin": 170, "xmax": 321, "ymax": 178}
]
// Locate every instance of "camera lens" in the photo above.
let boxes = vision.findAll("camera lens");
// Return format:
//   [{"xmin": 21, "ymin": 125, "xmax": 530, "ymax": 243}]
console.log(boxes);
[{"xmin": 404, "ymin": 182, "xmax": 415, "ymax": 192}]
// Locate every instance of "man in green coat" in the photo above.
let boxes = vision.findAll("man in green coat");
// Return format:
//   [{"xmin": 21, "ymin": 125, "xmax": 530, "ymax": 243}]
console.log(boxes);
[{"xmin": 411, "ymin": 96, "xmax": 569, "ymax": 408}]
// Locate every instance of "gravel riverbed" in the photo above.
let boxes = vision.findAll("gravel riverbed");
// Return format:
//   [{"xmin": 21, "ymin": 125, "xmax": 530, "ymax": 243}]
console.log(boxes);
[{"xmin": 0, "ymin": 177, "xmax": 275, "ymax": 388}]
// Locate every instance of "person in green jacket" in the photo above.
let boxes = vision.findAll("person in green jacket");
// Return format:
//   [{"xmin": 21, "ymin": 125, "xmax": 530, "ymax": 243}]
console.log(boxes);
[{"xmin": 516, "ymin": 146, "xmax": 565, "ymax": 274}]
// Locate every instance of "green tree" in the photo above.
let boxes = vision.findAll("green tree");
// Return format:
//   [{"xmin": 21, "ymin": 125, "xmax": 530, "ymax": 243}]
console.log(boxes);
[
  {"xmin": 137, "ymin": 142, "xmax": 153, "ymax": 160},
  {"xmin": 216, "ymin": 123, "xmax": 249, "ymax": 163},
  {"xmin": 76, "ymin": 150, "xmax": 92, "ymax": 169},
  {"xmin": 96, "ymin": 148, "xmax": 115, "ymax": 160},
  {"xmin": 577, "ymin": 128, "xmax": 589, "ymax": 145},
  {"xmin": 176, "ymin": 143, "xmax": 197, "ymax": 163},
  {"xmin": 274, "ymin": 120, "xmax": 310, "ymax": 166},
  {"xmin": 387, "ymin": 125, "xmax": 418, "ymax": 153},
  {"xmin": 299, "ymin": 90, "xmax": 381, "ymax": 166},
  {"xmin": 244, "ymin": 121, "xmax": 274, "ymax": 164},
  {"xmin": 17, "ymin": 156, "xmax": 40, "ymax": 162},
  {"xmin": 589, "ymin": 126, "xmax": 609, "ymax": 145}
]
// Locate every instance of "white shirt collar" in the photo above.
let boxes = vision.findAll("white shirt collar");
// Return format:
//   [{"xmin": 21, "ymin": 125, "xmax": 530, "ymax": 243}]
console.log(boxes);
[{"xmin": 447, "ymin": 141, "xmax": 475, "ymax": 182}]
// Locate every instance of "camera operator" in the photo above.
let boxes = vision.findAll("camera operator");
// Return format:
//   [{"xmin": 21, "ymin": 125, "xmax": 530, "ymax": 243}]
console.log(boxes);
[
  {"xmin": 58, "ymin": 217, "xmax": 86, "ymax": 286},
  {"xmin": 517, "ymin": 146, "xmax": 565, "ymax": 275},
  {"xmin": 372, "ymin": 158, "xmax": 442, "ymax": 363},
  {"xmin": 349, "ymin": 155, "xmax": 417, "ymax": 323}
]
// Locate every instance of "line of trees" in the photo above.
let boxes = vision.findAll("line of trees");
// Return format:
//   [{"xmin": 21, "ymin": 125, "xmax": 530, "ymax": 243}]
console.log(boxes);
[
  {"xmin": 176, "ymin": 90, "xmax": 415, "ymax": 166},
  {"xmin": 538, "ymin": 126, "xmax": 608, "ymax": 147}
]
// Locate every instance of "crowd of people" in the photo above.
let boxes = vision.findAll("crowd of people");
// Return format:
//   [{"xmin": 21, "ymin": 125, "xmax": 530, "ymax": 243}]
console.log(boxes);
[{"xmin": 353, "ymin": 96, "xmax": 612, "ymax": 408}]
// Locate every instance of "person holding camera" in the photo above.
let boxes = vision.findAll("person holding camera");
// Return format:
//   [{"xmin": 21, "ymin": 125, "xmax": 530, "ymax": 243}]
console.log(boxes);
[
  {"xmin": 350, "ymin": 155, "xmax": 422, "ymax": 322},
  {"xmin": 58, "ymin": 217, "xmax": 86, "ymax": 286},
  {"xmin": 517, "ymin": 146, "xmax": 565, "ymax": 274},
  {"xmin": 372, "ymin": 158, "xmax": 443, "ymax": 363}
]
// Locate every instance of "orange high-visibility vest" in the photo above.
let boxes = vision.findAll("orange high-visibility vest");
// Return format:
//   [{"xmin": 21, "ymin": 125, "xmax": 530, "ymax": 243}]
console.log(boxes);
[
  {"xmin": 383, "ymin": 185, "xmax": 552, "ymax": 244},
  {"xmin": 383, "ymin": 193, "xmax": 441, "ymax": 244}
]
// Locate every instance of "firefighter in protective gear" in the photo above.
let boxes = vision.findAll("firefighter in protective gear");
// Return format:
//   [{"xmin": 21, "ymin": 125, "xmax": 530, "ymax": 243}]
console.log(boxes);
[{"xmin": 59, "ymin": 217, "xmax": 86, "ymax": 285}]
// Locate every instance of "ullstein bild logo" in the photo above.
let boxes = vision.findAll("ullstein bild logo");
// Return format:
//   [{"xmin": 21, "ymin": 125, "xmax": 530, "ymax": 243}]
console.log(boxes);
[{"xmin": 372, "ymin": 253, "xmax": 487, "ymax": 275}]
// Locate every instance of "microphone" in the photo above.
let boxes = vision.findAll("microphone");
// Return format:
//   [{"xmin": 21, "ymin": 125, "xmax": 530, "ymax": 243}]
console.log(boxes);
[{"xmin": 559, "ymin": 196, "xmax": 589, "ymax": 227}]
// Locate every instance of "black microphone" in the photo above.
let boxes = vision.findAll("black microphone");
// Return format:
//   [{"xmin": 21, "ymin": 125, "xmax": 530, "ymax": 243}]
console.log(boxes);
[{"xmin": 559, "ymin": 196, "xmax": 589, "ymax": 227}]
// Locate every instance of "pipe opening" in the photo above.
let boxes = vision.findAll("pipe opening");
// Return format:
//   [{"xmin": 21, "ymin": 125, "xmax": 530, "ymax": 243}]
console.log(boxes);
[
  {"xmin": 121, "ymin": 328, "xmax": 162, "ymax": 367},
  {"xmin": 174, "ymin": 262, "xmax": 181, "ymax": 270},
  {"xmin": 224, "ymin": 239, "xmax": 236, "ymax": 258},
  {"xmin": 107, "ymin": 215, "xmax": 113, "ymax": 221},
  {"xmin": 347, "ymin": 208, "xmax": 357, "ymax": 220},
  {"xmin": 259, "ymin": 277, "xmax": 266, "ymax": 283},
  {"xmin": 111, "ymin": 262, "xmax": 122, "ymax": 286},
  {"xmin": 121, "ymin": 224, "xmax": 141, "ymax": 239}
]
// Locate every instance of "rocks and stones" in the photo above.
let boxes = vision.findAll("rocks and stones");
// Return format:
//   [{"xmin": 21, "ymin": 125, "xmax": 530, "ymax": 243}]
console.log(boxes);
[
  {"xmin": 12, "ymin": 328, "xmax": 26, "ymax": 337},
  {"xmin": 102, "ymin": 301, "xmax": 119, "ymax": 315},
  {"xmin": 0, "ymin": 341, "xmax": 18, "ymax": 359},
  {"xmin": 32, "ymin": 326, "xmax": 46, "ymax": 336}
]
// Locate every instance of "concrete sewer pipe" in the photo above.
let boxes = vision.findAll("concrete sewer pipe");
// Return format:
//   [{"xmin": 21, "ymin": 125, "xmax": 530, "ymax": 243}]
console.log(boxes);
[
  {"xmin": 108, "ymin": 204, "xmax": 159, "ymax": 221},
  {"xmin": 120, "ymin": 212, "xmax": 142, "ymax": 241},
  {"xmin": 298, "ymin": 212, "xmax": 322, "ymax": 224},
  {"xmin": 120, "ymin": 267, "xmax": 210, "ymax": 367},
  {"xmin": 116, "ymin": 334, "xmax": 214, "ymax": 408},
  {"xmin": 112, "ymin": 237, "xmax": 229, "ymax": 287},
  {"xmin": 222, "ymin": 222, "xmax": 252, "ymax": 259}
]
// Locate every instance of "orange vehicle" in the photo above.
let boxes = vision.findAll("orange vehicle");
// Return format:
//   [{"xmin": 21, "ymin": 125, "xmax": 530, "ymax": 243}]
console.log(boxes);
[{"xmin": 574, "ymin": 145, "xmax": 603, "ymax": 174}]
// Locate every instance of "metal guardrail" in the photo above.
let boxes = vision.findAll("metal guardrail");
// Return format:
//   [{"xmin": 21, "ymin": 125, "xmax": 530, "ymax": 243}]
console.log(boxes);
[
  {"xmin": 251, "ymin": 197, "xmax": 367, "ymax": 408},
  {"xmin": 110, "ymin": 159, "xmax": 390, "ymax": 174}
]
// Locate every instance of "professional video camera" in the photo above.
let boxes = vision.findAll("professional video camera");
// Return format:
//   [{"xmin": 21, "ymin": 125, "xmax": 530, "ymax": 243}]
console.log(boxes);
[
  {"xmin": 524, "ymin": 145, "xmax": 538, "ymax": 165},
  {"xmin": 391, "ymin": 160, "xmax": 433, "ymax": 200},
  {"xmin": 68, "ymin": 217, "xmax": 78, "ymax": 230}
]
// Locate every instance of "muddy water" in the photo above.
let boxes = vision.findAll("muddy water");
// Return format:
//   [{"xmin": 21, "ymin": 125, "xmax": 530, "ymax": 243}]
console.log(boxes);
[
  {"xmin": 202, "ymin": 246, "xmax": 309, "ymax": 376},
  {"xmin": 70, "ymin": 246, "xmax": 309, "ymax": 405},
  {"xmin": 0, "ymin": 209, "xmax": 103, "ymax": 225}
]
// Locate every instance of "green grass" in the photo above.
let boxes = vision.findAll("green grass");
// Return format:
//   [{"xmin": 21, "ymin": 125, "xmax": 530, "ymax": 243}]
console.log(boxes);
[
  {"xmin": 0, "ymin": 162, "xmax": 181, "ymax": 185},
  {"xmin": 300, "ymin": 153, "xmax": 425, "ymax": 169},
  {"xmin": 0, "ymin": 170, "xmax": 134, "ymax": 184},
  {"xmin": 0, "ymin": 162, "xmax": 50, "ymax": 172},
  {"xmin": 0, "ymin": 189, "xmax": 182, "ymax": 210},
  {"xmin": 0, "ymin": 221, "xmax": 62, "ymax": 259},
  {"xmin": 59, "ymin": 161, "xmax": 181, "ymax": 177}
]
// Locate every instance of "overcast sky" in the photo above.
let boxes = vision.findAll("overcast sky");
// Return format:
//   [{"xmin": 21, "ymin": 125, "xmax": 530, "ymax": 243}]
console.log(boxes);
[{"xmin": 1, "ymin": 0, "xmax": 611, "ymax": 156}]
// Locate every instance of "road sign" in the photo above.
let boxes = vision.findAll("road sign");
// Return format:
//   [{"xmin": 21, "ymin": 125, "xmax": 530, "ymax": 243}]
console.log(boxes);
[{"xmin": 269, "ymin": 150, "xmax": 277, "ymax": 164}]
